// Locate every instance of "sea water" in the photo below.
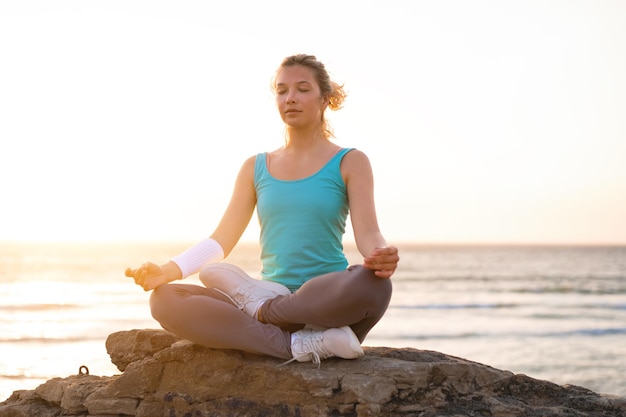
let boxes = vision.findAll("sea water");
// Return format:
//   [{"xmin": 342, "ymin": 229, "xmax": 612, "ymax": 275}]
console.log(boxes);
[{"xmin": 1, "ymin": 242, "xmax": 625, "ymax": 401}]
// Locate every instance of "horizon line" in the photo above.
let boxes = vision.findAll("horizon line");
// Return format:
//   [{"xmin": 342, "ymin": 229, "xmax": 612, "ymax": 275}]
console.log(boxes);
[{"xmin": 1, "ymin": 239, "xmax": 625, "ymax": 248}]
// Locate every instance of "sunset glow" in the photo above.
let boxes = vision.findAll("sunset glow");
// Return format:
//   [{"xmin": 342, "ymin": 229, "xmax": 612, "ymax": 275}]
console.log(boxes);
[{"xmin": 1, "ymin": 1, "xmax": 625, "ymax": 244}]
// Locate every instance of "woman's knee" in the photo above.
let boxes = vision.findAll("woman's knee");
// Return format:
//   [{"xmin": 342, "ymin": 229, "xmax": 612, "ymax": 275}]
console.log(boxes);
[
  {"xmin": 348, "ymin": 265, "xmax": 393, "ymax": 306},
  {"xmin": 149, "ymin": 285, "xmax": 176, "ymax": 323}
]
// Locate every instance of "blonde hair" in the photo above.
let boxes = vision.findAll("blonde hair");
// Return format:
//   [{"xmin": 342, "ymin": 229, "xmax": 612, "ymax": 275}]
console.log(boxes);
[{"xmin": 272, "ymin": 54, "xmax": 347, "ymax": 139}]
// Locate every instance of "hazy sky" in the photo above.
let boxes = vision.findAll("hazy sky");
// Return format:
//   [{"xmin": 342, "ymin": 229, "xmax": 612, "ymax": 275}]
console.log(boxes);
[{"xmin": 1, "ymin": 0, "xmax": 625, "ymax": 244}]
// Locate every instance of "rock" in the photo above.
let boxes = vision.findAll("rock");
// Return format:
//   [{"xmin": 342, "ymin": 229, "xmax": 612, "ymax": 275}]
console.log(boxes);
[
  {"xmin": 35, "ymin": 374, "xmax": 113, "ymax": 415},
  {"xmin": 1, "ymin": 328, "xmax": 624, "ymax": 417},
  {"xmin": 106, "ymin": 328, "xmax": 182, "ymax": 372}
]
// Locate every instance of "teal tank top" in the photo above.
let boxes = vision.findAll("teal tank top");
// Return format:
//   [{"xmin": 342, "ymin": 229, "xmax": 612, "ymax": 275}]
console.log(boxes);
[{"xmin": 254, "ymin": 148, "xmax": 353, "ymax": 291}]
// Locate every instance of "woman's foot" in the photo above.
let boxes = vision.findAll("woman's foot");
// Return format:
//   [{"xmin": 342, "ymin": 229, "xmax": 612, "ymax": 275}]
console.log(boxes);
[
  {"xmin": 290, "ymin": 326, "xmax": 364, "ymax": 365},
  {"xmin": 199, "ymin": 263, "xmax": 291, "ymax": 318}
]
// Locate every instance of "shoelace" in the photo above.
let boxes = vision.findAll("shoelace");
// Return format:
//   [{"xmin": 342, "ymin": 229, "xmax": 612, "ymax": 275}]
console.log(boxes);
[
  {"xmin": 279, "ymin": 351, "xmax": 322, "ymax": 368},
  {"xmin": 213, "ymin": 287, "xmax": 244, "ymax": 310},
  {"xmin": 231, "ymin": 287, "xmax": 251, "ymax": 308},
  {"xmin": 279, "ymin": 330, "xmax": 331, "ymax": 368}
]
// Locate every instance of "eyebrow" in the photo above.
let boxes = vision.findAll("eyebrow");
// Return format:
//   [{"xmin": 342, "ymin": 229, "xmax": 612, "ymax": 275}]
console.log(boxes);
[{"xmin": 276, "ymin": 81, "xmax": 313, "ymax": 87}]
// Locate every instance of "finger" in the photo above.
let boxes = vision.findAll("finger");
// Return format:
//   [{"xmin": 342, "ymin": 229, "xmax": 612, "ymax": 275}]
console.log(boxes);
[
  {"xmin": 144, "ymin": 262, "xmax": 158, "ymax": 274},
  {"xmin": 367, "ymin": 253, "xmax": 395, "ymax": 263},
  {"xmin": 375, "ymin": 252, "xmax": 400, "ymax": 266},
  {"xmin": 365, "ymin": 248, "xmax": 397, "ymax": 262},
  {"xmin": 133, "ymin": 275, "xmax": 143, "ymax": 286},
  {"xmin": 126, "ymin": 267, "xmax": 144, "ymax": 278},
  {"xmin": 374, "ymin": 269, "xmax": 393, "ymax": 279},
  {"xmin": 130, "ymin": 264, "xmax": 145, "ymax": 277},
  {"xmin": 364, "ymin": 263, "xmax": 394, "ymax": 277},
  {"xmin": 142, "ymin": 279, "xmax": 158, "ymax": 292},
  {"xmin": 364, "ymin": 257, "xmax": 396, "ymax": 270}
]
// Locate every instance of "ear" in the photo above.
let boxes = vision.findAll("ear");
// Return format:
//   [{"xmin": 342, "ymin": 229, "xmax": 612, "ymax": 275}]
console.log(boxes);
[{"xmin": 322, "ymin": 95, "xmax": 330, "ymax": 109}]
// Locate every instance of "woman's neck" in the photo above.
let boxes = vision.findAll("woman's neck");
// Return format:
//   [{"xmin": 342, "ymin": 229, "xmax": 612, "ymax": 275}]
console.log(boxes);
[{"xmin": 285, "ymin": 125, "xmax": 327, "ymax": 150}]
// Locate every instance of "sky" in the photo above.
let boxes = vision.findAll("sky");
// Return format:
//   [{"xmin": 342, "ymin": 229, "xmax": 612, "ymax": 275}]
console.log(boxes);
[{"xmin": 1, "ymin": 0, "xmax": 625, "ymax": 245}]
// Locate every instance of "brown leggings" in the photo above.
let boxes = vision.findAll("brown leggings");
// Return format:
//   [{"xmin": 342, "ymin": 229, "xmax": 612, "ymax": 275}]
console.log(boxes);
[{"xmin": 149, "ymin": 264, "xmax": 392, "ymax": 360}]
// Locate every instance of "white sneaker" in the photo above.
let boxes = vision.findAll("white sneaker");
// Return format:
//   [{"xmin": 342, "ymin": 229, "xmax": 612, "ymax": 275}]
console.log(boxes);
[
  {"xmin": 289, "ymin": 326, "xmax": 364, "ymax": 366},
  {"xmin": 199, "ymin": 263, "xmax": 291, "ymax": 318}
]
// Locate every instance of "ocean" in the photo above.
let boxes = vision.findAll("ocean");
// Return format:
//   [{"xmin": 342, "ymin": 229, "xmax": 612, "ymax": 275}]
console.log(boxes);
[{"xmin": 1, "ymin": 242, "xmax": 625, "ymax": 402}]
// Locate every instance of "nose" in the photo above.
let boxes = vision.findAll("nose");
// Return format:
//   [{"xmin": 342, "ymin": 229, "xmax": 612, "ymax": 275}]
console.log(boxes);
[{"xmin": 285, "ymin": 90, "xmax": 296, "ymax": 104}]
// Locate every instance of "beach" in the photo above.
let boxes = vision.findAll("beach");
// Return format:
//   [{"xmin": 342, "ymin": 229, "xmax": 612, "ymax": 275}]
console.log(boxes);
[{"xmin": 1, "ymin": 241, "xmax": 625, "ymax": 401}]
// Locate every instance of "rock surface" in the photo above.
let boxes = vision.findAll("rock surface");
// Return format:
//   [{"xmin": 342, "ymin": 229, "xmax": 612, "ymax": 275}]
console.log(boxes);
[{"xmin": 1, "ymin": 329, "xmax": 624, "ymax": 417}]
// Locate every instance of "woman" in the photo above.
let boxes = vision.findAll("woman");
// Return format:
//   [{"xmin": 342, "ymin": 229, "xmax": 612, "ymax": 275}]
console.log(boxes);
[{"xmin": 126, "ymin": 54, "xmax": 399, "ymax": 365}]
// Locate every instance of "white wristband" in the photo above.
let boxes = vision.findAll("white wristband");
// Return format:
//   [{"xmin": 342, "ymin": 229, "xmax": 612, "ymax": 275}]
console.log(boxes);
[{"xmin": 171, "ymin": 238, "xmax": 224, "ymax": 278}]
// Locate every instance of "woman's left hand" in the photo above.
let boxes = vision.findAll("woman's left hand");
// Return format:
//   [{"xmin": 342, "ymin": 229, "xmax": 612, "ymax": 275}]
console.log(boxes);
[{"xmin": 363, "ymin": 246, "xmax": 399, "ymax": 279}]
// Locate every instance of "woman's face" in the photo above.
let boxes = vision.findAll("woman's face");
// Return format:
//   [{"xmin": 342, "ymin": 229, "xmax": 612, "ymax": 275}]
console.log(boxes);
[{"xmin": 274, "ymin": 65, "xmax": 328, "ymax": 130}]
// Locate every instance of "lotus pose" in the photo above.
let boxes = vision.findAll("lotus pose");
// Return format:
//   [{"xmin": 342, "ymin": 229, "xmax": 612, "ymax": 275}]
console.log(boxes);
[{"xmin": 126, "ymin": 54, "xmax": 399, "ymax": 365}]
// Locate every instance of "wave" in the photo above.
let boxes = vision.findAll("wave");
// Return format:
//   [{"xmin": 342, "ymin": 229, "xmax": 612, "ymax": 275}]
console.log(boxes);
[
  {"xmin": 543, "ymin": 327, "xmax": 626, "ymax": 337},
  {"xmin": 374, "ymin": 327, "xmax": 626, "ymax": 341},
  {"xmin": 397, "ymin": 275, "xmax": 626, "ymax": 295},
  {"xmin": 391, "ymin": 303, "xmax": 518, "ymax": 310},
  {"xmin": 390, "ymin": 302, "xmax": 626, "ymax": 311},
  {"xmin": 0, "ymin": 373, "xmax": 50, "ymax": 380},
  {"xmin": 0, "ymin": 335, "xmax": 105, "ymax": 344},
  {"xmin": 512, "ymin": 287, "xmax": 626, "ymax": 295},
  {"xmin": 0, "ymin": 303, "xmax": 83, "ymax": 311}
]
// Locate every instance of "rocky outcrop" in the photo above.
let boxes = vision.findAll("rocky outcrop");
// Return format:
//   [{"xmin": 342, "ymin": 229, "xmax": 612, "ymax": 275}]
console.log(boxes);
[{"xmin": 1, "ymin": 329, "xmax": 624, "ymax": 417}]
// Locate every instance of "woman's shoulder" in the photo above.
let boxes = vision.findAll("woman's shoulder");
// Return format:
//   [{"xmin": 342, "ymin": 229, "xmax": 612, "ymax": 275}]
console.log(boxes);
[
  {"xmin": 235, "ymin": 154, "xmax": 261, "ymax": 179},
  {"xmin": 342, "ymin": 148, "xmax": 371, "ymax": 167},
  {"xmin": 241, "ymin": 154, "xmax": 258, "ymax": 167},
  {"xmin": 340, "ymin": 148, "xmax": 373, "ymax": 179}
]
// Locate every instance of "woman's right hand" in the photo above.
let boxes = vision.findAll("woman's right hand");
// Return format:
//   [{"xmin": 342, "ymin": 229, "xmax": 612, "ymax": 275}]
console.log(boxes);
[{"xmin": 125, "ymin": 261, "xmax": 182, "ymax": 291}]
